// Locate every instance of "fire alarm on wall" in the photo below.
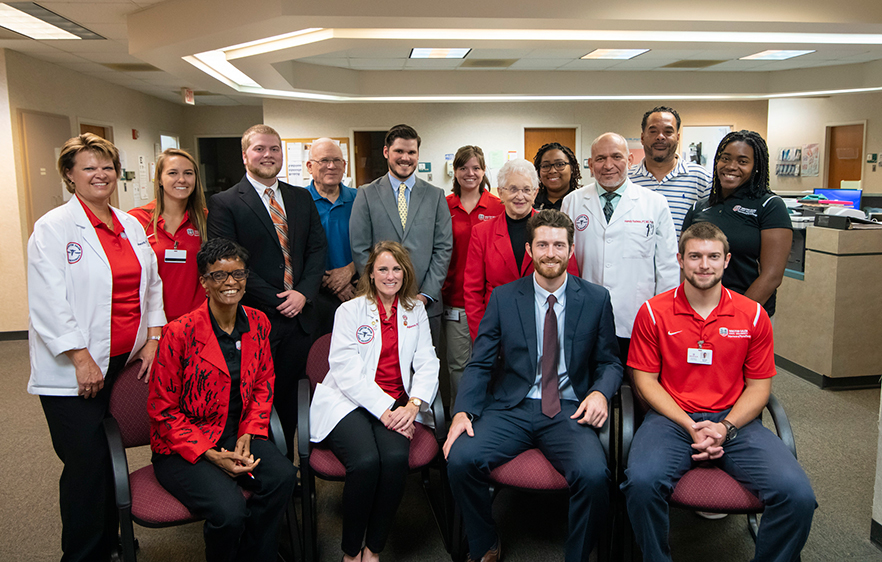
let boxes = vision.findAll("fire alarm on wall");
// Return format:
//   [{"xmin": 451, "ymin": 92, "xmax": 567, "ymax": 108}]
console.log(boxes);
[{"xmin": 132, "ymin": 129, "xmax": 139, "ymax": 140}]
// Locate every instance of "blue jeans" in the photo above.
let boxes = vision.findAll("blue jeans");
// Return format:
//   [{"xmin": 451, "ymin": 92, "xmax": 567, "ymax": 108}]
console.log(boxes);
[{"xmin": 621, "ymin": 409, "xmax": 816, "ymax": 562}]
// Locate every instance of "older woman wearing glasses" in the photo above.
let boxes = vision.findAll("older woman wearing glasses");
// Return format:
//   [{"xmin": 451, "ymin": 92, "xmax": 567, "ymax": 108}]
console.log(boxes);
[
  {"xmin": 149, "ymin": 238, "xmax": 297, "ymax": 562},
  {"xmin": 463, "ymin": 158, "xmax": 579, "ymax": 339}
]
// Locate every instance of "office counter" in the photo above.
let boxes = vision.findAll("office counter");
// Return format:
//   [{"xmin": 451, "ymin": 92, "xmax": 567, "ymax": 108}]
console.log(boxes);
[{"xmin": 775, "ymin": 226, "xmax": 882, "ymax": 389}]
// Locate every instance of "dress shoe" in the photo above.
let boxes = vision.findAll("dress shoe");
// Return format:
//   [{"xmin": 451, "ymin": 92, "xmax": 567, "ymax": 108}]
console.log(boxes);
[{"xmin": 468, "ymin": 538, "xmax": 501, "ymax": 562}]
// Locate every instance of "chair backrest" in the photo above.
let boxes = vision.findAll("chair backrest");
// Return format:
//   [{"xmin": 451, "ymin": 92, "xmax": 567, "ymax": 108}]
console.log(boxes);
[
  {"xmin": 305, "ymin": 334, "xmax": 332, "ymax": 392},
  {"xmin": 108, "ymin": 359, "xmax": 152, "ymax": 448}
]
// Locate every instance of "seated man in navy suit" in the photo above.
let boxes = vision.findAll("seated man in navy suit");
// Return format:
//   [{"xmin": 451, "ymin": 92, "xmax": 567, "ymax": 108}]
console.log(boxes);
[{"xmin": 443, "ymin": 210, "xmax": 623, "ymax": 562}]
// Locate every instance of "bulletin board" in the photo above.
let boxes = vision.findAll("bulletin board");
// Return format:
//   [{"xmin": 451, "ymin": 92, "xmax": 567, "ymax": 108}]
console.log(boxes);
[{"xmin": 279, "ymin": 137, "xmax": 351, "ymax": 185}]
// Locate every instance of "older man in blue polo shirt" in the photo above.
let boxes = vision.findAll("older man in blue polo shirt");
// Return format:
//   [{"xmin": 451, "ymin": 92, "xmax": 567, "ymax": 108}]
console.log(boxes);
[{"xmin": 306, "ymin": 138, "xmax": 358, "ymax": 337}]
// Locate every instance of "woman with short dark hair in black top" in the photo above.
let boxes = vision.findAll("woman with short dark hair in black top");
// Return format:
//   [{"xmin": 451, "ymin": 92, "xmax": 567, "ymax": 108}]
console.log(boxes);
[{"xmin": 682, "ymin": 130, "xmax": 792, "ymax": 317}]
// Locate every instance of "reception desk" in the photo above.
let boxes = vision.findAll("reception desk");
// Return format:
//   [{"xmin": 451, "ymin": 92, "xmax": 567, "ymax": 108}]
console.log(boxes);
[{"xmin": 775, "ymin": 226, "xmax": 882, "ymax": 388}]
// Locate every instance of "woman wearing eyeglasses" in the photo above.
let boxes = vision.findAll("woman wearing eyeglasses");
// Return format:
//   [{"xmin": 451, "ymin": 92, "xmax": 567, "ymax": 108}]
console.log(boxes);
[
  {"xmin": 463, "ymin": 159, "xmax": 579, "ymax": 340},
  {"xmin": 148, "ymin": 238, "xmax": 297, "ymax": 562},
  {"xmin": 533, "ymin": 142, "xmax": 582, "ymax": 211},
  {"xmin": 130, "ymin": 148, "xmax": 208, "ymax": 321}
]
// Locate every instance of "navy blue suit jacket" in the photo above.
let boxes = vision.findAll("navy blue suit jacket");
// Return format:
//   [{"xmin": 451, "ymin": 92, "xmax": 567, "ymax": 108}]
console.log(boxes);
[{"xmin": 454, "ymin": 274, "xmax": 623, "ymax": 417}]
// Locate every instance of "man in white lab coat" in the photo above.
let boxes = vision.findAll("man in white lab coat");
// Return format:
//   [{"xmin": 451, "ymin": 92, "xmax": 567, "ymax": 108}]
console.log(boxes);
[{"xmin": 561, "ymin": 133, "xmax": 678, "ymax": 362}]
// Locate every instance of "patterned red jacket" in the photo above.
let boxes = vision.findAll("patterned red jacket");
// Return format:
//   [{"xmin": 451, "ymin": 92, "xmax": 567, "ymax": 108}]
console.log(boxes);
[{"xmin": 148, "ymin": 301, "xmax": 275, "ymax": 463}]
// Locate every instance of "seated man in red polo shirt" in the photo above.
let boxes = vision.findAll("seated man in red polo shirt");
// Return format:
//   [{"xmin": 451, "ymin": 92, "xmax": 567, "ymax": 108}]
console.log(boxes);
[{"xmin": 621, "ymin": 221, "xmax": 816, "ymax": 562}]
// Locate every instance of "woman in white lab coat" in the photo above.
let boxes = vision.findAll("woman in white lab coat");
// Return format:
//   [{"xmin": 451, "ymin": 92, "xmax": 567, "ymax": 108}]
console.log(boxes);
[
  {"xmin": 309, "ymin": 240, "xmax": 439, "ymax": 562},
  {"xmin": 27, "ymin": 133, "xmax": 165, "ymax": 561}
]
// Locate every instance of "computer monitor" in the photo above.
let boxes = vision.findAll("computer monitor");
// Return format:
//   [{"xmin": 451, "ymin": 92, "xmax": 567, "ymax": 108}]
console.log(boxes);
[{"xmin": 812, "ymin": 188, "xmax": 862, "ymax": 210}]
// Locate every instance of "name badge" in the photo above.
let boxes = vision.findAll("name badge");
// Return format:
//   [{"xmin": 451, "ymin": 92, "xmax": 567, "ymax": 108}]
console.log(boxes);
[
  {"xmin": 687, "ymin": 348, "xmax": 713, "ymax": 365},
  {"xmin": 443, "ymin": 307, "xmax": 460, "ymax": 321},
  {"xmin": 164, "ymin": 249, "xmax": 187, "ymax": 263}
]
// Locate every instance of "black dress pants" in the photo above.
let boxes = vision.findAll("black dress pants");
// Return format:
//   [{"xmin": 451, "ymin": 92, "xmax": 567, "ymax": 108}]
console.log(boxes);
[
  {"xmin": 153, "ymin": 435, "xmax": 297, "ymax": 562},
  {"xmin": 39, "ymin": 353, "xmax": 128, "ymax": 562},
  {"xmin": 325, "ymin": 408, "xmax": 411, "ymax": 557},
  {"xmin": 267, "ymin": 312, "xmax": 311, "ymax": 457}
]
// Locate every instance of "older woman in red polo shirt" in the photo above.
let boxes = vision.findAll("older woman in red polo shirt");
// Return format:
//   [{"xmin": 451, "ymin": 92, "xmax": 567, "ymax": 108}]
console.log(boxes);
[
  {"xmin": 441, "ymin": 145, "xmax": 503, "ymax": 400},
  {"xmin": 27, "ymin": 133, "xmax": 165, "ymax": 561},
  {"xmin": 130, "ymin": 148, "xmax": 208, "ymax": 321},
  {"xmin": 310, "ymin": 241, "xmax": 439, "ymax": 562}
]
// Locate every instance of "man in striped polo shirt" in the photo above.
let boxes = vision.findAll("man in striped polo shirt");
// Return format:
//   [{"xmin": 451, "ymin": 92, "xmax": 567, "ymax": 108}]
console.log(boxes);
[{"xmin": 629, "ymin": 106, "xmax": 711, "ymax": 235}]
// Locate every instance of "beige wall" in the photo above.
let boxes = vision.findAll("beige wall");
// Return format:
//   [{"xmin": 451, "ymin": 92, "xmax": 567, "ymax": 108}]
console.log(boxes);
[
  {"xmin": 263, "ymin": 98, "xmax": 767, "ymax": 192},
  {"xmin": 179, "ymin": 104, "xmax": 264, "ymax": 155},
  {"xmin": 767, "ymin": 93, "xmax": 882, "ymax": 194}
]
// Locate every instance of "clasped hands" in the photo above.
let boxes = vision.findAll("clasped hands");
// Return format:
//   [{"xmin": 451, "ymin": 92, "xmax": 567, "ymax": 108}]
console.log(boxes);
[
  {"xmin": 380, "ymin": 401, "xmax": 419, "ymax": 440},
  {"xmin": 689, "ymin": 420, "xmax": 727, "ymax": 461},
  {"xmin": 204, "ymin": 434, "xmax": 261, "ymax": 478}
]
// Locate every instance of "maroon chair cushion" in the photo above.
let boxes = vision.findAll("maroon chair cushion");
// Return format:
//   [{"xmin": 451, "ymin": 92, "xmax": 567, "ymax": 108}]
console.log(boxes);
[
  {"xmin": 130, "ymin": 465, "xmax": 199, "ymax": 525},
  {"xmin": 670, "ymin": 464, "xmax": 764, "ymax": 513},
  {"xmin": 489, "ymin": 448, "xmax": 568, "ymax": 490},
  {"xmin": 108, "ymin": 359, "xmax": 152, "ymax": 448},
  {"xmin": 309, "ymin": 422, "xmax": 440, "ymax": 479},
  {"xmin": 305, "ymin": 334, "xmax": 332, "ymax": 392}
]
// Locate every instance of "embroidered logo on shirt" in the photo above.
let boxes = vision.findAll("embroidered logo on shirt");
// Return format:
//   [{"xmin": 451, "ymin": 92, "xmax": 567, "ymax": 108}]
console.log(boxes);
[
  {"xmin": 66, "ymin": 242, "xmax": 83, "ymax": 264},
  {"xmin": 667, "ymin": 330, "xmax": 682, "ymax": 336},
  {"xmin": 356, "ymin": 325, "xmax": 374, "ymax": 344},
  {"xmin": 187, "ymin": 228, "xmax": 198, "ymax": 236},
  {"xmin": 720, "ymin": 327, "xmax": 750, "ymax": 338},
  {"xmin": 732, "ymin": 205, "xmax": 758, "ymax": 216},
  {"xmin": 575, "ymin": 214, "xmax": 589, "ymax": 231},
  {"xmin": 719, "ymin": 327, "xmax": 728, "ymax": 336},
  {"xmin": 477, "ymin": 214, "xmax": 497, "ymax": 221}
]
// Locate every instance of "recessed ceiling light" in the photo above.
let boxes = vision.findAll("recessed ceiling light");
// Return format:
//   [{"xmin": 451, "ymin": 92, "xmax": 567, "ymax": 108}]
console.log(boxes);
[
  {"xmin": 185, "ymin": 51, "xmax": 261, "ymax": 88},
  {"xmin": 581, "ymin": 49, "xmax": 649, "ymax": 60},
  {"xmin": 0, "ymin": 2, "xmax": 103, "ymax": 40},
  {"xmin": 740, "ymin": 50, "xmax": 815, "ymax": 61},
  {"xmin": 410, "ymin": 48, "xmax": 471, "ymax": 59}
]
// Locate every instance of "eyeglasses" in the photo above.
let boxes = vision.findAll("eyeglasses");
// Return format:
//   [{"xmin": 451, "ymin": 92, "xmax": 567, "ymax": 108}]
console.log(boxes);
[
  {"xmin": 203, "ymin": 269, "xmax": 249, "ymax": 283},
  {"xmin": 310, "ymin": 158, "xmax": 345, "ymax": 168},
  {"xmin": 539, "ymin": 161, "xmax": 570, "ymax": 172},
  {"xmin": 499, "ymin": 186, "xmax": 536, "ymax": 196}
]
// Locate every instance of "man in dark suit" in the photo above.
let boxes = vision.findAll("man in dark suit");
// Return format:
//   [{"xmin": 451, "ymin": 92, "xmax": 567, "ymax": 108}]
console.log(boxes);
[
  {"xmin": 444, "ymin": 210, "xmax": 623, "ymax": 562},
  {"xmin": 207, "ymin": 124, "xmax": 327, "ymax": 455},
  {"xmin": 349, "ymin": 124, "xmax": 452, "ymax": 345}
]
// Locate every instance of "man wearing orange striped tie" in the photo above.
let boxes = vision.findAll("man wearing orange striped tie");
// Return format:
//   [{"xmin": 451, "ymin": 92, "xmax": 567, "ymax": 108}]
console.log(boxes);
[{"xmin": 207, "ymin": 124, "xmax": 328, "ymax": 457}]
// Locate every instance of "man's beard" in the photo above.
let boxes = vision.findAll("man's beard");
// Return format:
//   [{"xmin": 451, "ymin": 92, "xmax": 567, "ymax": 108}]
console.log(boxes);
[
  {"xmin": 247, "ymin": 162, "xmax": 281, "ymax": 180},
  {"xmin": 534, "ymin": 257, "xmax": 568, "ymax": 280}
]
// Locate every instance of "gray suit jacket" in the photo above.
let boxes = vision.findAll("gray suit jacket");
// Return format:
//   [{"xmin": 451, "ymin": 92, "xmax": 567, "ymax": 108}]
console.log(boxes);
[{"xmin": 350, "ymin": 174, "xmax": 453, "ymax": 317}]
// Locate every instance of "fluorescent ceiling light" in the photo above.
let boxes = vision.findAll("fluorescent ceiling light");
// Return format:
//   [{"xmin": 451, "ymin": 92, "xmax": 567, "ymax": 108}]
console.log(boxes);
[
  {"xmin": 410, "ymin": 48, "xmax": 471, "ymax": 59},
  {"xmin": 740, "ymin": 50, "xmax": 815, "ymax": 61},
  {"xmin": 582, "ymin": 49, "xmax": 648, "ymax": 60},
  {"xmin": 186, "ymin": 50, "xmax": 261, "ymax": 88},
  {"xmin": 0, "ymin": 2, "xmax": 103, "ymax": 40}
]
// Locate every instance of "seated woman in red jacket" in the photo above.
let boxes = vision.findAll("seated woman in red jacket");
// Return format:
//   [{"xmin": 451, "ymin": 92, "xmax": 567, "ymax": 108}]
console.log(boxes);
[{"xmin": 148, "ymin": 237, "xmax": 296, "ymax": 562}]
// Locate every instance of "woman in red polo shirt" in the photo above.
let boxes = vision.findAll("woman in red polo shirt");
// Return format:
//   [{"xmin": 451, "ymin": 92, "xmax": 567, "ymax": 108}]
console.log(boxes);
[
  {"xmin": 27, "ymin": 133, "xmax": 165, "ymax": 561},
  {"xmin": 309, "ymin": 241, "xmax": 439, "ymax": 562},
  {"xmin": 441, "ymin": 145, "xmax": 503, "ymax": 400},
  {"xmin": 130, "ymin": 148, "xmax": 208, "ymax": 321}
]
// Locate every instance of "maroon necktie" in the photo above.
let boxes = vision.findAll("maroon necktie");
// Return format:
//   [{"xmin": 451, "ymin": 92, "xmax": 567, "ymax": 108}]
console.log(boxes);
[{"xmin": 541, "ymin": 294, "xmax": 561, "ymax": 418}]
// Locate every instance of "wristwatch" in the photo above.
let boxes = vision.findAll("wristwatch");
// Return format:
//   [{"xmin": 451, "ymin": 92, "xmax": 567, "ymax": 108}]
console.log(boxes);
[
  {"xmin": 408, "ymin": 397, "xmax": 422, "ymax": 409},
  {"xmin": 721, "ymin": 419, "xmax": 738, "ymax": 442}
]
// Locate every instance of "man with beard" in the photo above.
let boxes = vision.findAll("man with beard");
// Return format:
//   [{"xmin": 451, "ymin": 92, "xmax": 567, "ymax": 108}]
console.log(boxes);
[
  {"xmin": 207, "ymin": 124, "xmax": 327, "ymax": 455},
  {"xmin": 444, "ymin": 210, "xmax": 622, "ymax": 562},
  {"xmin": 622, "ymin": 222, "xmax": 816, "ymax": 562},
  {"xmin": 561, "ymin": 132, "xmax": 678, "ymax": 364},
  {"xmin": 629, "ymin": 106, "xmax": 712, "ymax": 235},
  {"xmin": 349, "ymin": 124, "xmax": 452, "ymax": 346}
]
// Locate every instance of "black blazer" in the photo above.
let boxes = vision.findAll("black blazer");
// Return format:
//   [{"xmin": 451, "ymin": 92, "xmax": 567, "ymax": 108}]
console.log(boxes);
[
  {"xmin": 207, "ymin": 175, "xmax": 327, "ymax": 332},
  {"xmin": 454, "ymin": 274, "xmax": 623, "ymax": 417}
]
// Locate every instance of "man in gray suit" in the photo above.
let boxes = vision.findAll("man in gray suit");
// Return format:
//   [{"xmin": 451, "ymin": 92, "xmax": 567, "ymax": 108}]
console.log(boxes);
[{"xmin": 350, "ymin": 124, "xmax": 453, "ymax": 345}]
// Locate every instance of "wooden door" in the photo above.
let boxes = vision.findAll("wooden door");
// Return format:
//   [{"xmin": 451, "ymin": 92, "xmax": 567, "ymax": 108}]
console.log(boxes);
[
  {"xmin": 826, "ymin": 124, "xmax": 863, "ymax": 188},
  {"xmin": 353, "ymin": 130, "xmax": 388, "ymax": 187},
  {"xmin": 524, "ymin": 128, "xmax": 577, "ymax": 163},
  {"xmin": 78, "ymin": 123, "xmax": 119, "ymax": 207},
  {"xmin": 20, "ymin": 111, "xmax": 73, "ymax": 232}
]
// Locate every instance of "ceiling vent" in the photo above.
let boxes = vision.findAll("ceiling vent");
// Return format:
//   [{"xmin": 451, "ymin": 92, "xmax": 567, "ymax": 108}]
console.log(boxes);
[
  {"xmin": 662, "ymin": 60, "xmax": 727, "ymax": 69},
  {"xmin": 459, "ymin": 58, "xmax": 517, "ymax": 69},
  {"xmin": 101, "ymin": 63, "xmax": 161, "ymax": 72}
]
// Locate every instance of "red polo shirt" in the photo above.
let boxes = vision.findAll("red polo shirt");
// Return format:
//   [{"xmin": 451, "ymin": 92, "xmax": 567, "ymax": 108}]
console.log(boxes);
[
  {"xmin": 374, "ymin": 296, "xmax": 405, "ymax": 400},
  {"xmin": 78, "ymin": 196, "xmax": 142, "ymax": 356},
  {"xmin": 628, "ymin": 283, "xmax": 775, "ymax": 413},
  {"xmin": 442, "ymin": 190, "xmax": 504, "ymax": 308},
  {"xmin": 130, "ymin": 200, "xmax": 206, "ymax": 321}
]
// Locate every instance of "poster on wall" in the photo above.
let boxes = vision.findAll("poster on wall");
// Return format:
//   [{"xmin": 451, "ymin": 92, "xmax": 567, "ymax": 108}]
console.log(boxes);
[{"xmin": 801, "ymin": 143, "xmax": 820, "ymax": 177}]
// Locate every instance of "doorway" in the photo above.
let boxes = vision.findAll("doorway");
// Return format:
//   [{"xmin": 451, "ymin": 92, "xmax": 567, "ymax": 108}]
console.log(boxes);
[
  {"xmin": 196, "ymin": 137, "xmax": 246, "ymax": 200},
  {"xmin": 826, "ymin": 124, "xmax": 864, "ymax": 189},
  {"xmin": 78, "ymin": 122, "xmax": 118, "ymax": 207},
  {"xmin": 524, "ymin": 127, "xmax": 577, "ymax": 163},
  {"xmin": 353, "ymin": 131, "xmax": 388, "ymax": 188},
  {"xmin": 20, "ymin": 111, "xmax": 72, "ymax": 232}
]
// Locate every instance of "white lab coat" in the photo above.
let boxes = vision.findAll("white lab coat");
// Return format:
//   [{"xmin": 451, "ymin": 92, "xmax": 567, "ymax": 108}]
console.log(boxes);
[
  {"xmin": 27, "ymin": 197, "xmax": 166, "ymax": 396},
  {"xmin": 309, "ymin": 295, "xmax": 440, "ymax": 443},
  {"xmin": 561, "ymin": 179, "xmax": 679, "ymax": 338}
]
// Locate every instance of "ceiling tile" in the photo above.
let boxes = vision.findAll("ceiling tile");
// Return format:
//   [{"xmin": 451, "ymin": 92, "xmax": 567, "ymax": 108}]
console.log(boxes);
[
  {"xmin": 345, "ymin": 47, "xmax": 410, "ymax": 59},
  {"xmin": 403, "ymin": 58, "xmax": 462, "ymax": 69},
  {"xmin": 47, "ymin": 38, "xmax": 129, "ymax": 52},
  {"xmin": 348, "ymin": 59, "xmax": 405, "ymax": 70},
  {"xmin": 467, "ymin": 48, "xmax": 533, "ymax": 59},
  {"xmin": 40, "ymin": 3, "xmax": 134, "ymax": 23},
  {"xmin": 521, "ymin": 48, "xmax": 587, "ymax": 59},
  {"xmin": 507, "ymin": 58, "xmax": 572, "ymax": 70}
]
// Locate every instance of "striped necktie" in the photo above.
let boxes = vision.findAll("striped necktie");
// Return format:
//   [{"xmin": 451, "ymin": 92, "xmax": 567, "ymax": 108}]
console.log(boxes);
[
  {"xmin": 602, "ymin": 191, "xmax": 618, "ymax": 223},
  {"xmin": 265, "ymin": 188, "xmax": 293, "ymax": 290},
  {"xmin": 397, "ymin": 183, "xmax": 407, "ymax": 229}
]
